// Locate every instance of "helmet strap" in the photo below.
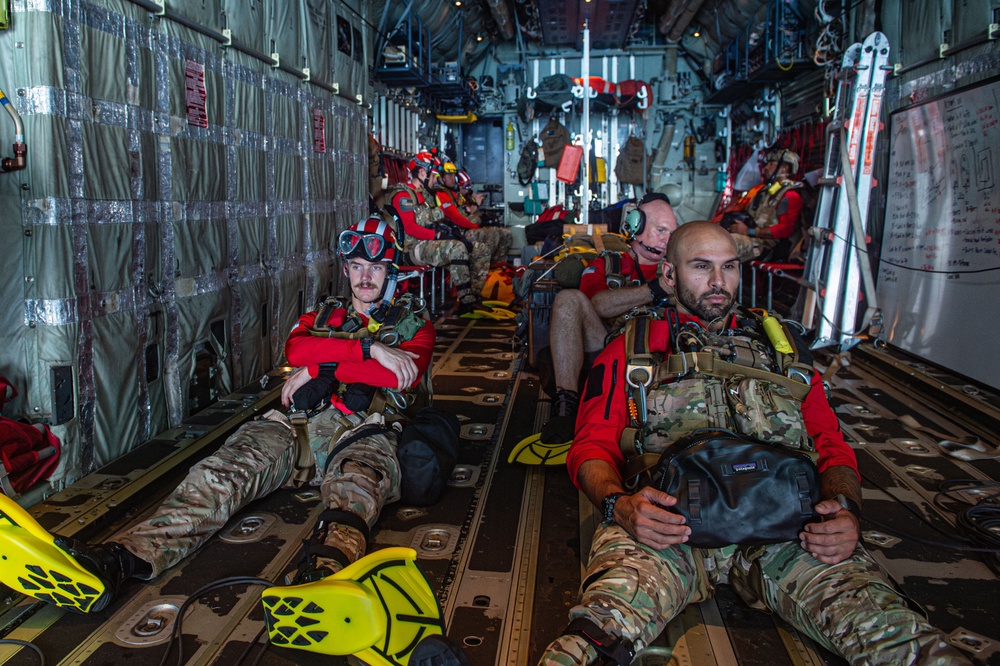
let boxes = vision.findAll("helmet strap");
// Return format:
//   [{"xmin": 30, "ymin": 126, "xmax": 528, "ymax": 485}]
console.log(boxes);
[{"xmin": 367, "ymin": 268, "xmax": 398, "ymax": 323}]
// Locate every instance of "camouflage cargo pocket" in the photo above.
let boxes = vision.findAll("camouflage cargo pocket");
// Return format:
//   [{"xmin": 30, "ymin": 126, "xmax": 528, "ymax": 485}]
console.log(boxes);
[
  {"xmin": 643, "ymin": 377, "xmax": 731, "ymax": 453},
  {"xmin": 726, "ymin": 376, "xmax": 810, "ymax": 450}
]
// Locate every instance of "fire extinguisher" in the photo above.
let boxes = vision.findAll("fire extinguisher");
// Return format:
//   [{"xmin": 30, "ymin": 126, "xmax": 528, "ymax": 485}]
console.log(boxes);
[
  {"xmin": 506, "ymin": 120, "xmax": 515, "ymax": 151},
  {"xmin": 683, "ymin": 135, "xmax": 695, "ymax": 167}
]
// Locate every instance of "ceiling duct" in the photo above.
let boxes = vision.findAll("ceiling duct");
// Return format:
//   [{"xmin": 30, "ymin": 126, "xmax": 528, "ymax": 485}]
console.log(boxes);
[
  {"xmin": 485, "ymin": 0, "xmax": 515, "ymax": 40},
  {"xmin": 659, "ymin": 0, "xmax": 708, "ymax": 42},
  {"xmin": 373, "ymin": 0, "xmax": 490, "ymax": 67}
]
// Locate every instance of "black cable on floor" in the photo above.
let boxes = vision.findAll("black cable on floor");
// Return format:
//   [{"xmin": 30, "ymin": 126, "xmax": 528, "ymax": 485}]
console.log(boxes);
[
  {"xmin": 859, "ymin": 471, "xmax": 1000, "ymax": 575},
  {"xmin": 0, "ymin": 640, "xmax": 44, "ymax": 665},
  {"xmin": 158, "ymin": 576, "xmax": 274, "ymax": 666}
]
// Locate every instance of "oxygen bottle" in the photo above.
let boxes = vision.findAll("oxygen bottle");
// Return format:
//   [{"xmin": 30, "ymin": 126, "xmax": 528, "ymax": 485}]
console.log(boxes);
[
  {"xmin": 761, "ymin": 313, "xmax": 794, "ymax": 354},
  {"xmin": 506, "ymin": 120, "xmax": 515, "ymax": 151},
  {"xmin": 683, "ymin": 135, "xmax": 695, "ymax": 167}
]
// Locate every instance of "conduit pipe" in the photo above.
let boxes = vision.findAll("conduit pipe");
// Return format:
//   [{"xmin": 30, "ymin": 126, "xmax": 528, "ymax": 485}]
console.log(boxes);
[
  {"xmin": 485, "ymin": 0, "xmax": 515, "ymax": 40},
  {"xmin": 649, "ymin": 48, "xmax": 677, "ymax": 181},
  {"xmin": 660, "ymin": 0, "xmax": 708, "ymax": 42},
  {"xmin": 0, "ymin": 88, "xmax": 26, "ymax": 172}
]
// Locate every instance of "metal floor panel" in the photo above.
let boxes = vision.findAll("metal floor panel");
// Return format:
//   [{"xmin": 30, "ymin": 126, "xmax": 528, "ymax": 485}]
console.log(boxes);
[{"xmin": 3, "ymin": 325, "xmax": 998, "ymax": 666}]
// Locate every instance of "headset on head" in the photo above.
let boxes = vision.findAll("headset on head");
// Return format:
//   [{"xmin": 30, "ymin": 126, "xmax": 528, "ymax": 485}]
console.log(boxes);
[{"xmin": 621, "ymin": 192, "xmax": 672, "ymax": 239}]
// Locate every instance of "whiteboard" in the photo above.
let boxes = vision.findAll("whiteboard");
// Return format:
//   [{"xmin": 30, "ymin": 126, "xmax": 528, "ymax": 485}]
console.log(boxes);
[{"xmin": 878, "ymin": 79, "xmax": 1000, "ymax": 390}]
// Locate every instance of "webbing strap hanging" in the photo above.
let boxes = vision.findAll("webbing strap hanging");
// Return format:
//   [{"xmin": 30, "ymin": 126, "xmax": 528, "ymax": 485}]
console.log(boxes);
[
  {"xmin": 288, "ymin": 411, "xmax": 317, "ymax": 488},
  {"xmin": 623, "ymin": 316, "xmax": 657, "ymax": 427}
]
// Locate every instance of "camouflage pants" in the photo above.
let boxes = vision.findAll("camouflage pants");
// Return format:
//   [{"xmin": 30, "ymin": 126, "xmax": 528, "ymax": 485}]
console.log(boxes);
[
  {"xmin": 463, "ymin": 227, "xmax": 509, "ymax": 293},
  {"xmin": 466, "ymin": 226, "xmax": 513, "ymax": 265},
  {"xmin": 407, "ymin": 238, "xmax": 477, "ymax": 304},
  {"xmin": 539, "ymin": 524, "xmax": 968, "ymax": 666},
  {"xmin": 116, "ymin": 408, "xmax": 400, "ymax": 578},
  {"xmin": 732, "ymin": 233, "xmax": 760, "ymax": 263}
]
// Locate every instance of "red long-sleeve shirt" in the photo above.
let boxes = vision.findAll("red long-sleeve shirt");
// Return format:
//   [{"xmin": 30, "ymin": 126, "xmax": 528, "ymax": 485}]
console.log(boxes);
[
  {"xmin": 765, "ymin": 188, "xmax": 803, "ymax": 239},
  {"xmin": 578, "ymin": 252, "xmax": 658, "ymax": 299},
  {"xmin": 566, "ymin": 312, "xmax": 857, "ymax": 489},
  {"xmin": 285, "ymin": 308, "xmax": 435, "ymax": 394},
  {"xmin": 390, "ymin": 186, "xmax": 436, "ymax": 241},
  {"xmin": 433, "ymin": 188, "xmax": 479, "ymax": 230}
]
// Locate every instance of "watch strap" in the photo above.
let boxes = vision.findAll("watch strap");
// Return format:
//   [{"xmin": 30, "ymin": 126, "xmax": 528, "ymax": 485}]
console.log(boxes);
[
  {"xmin": 602, "ymin": 492, "xmax": 626, "ymax": 524},
  {"xmin": 834, "ymin": 493, "xmax": 862, "ymax": 521}
]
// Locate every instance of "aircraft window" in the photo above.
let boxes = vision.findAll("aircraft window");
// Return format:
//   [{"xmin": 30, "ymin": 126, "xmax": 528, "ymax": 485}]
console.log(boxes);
[
  {"xmin": 145, "ymin": 343, "xmax": 159, "ymax": 382},
  {"xmin": 51, "ymin": 365, "xmax": 74, "ymax": 424}
]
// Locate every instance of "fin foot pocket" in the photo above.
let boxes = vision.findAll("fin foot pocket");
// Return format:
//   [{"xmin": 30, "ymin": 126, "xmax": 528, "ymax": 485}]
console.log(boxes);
[
  {"xmin": 262, "ymin": 547, "xmax": 445, "ymax": 663},
  {"xmin": 0, "ymin": 494, "xmax": 109, "ymax": 613},
  {"xmin": 507, "ymin": 432, "xmax": 572, "ymax": 466}
]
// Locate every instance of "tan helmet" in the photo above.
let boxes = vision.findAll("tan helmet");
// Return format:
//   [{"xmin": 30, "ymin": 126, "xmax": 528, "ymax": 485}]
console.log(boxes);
[{"xmin": 766, "ymin": 148, "xmax": 800, "ymax": 174}]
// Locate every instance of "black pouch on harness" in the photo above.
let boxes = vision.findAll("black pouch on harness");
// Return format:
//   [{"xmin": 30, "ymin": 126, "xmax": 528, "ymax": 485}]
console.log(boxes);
[
  {"xmin": 655, "ymin": 428, "xmax": 819, "ymax": 548},
  {"xmin": 397, "ymin": 407, "xmax": 461, "ymax": 506}
]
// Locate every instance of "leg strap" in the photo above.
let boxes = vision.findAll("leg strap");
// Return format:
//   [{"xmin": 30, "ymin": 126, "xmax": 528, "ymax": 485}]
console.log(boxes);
[
  {"xmin": 562, "ymin": 617, "xmax": 635, "ymax": 666},
  {"xmin": 317, "ymin": 508, "xmax": 371, "ymax": 545}
]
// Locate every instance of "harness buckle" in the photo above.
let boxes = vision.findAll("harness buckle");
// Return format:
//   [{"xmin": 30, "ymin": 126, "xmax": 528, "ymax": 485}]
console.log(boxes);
[
  {"xmin": 626, "ymin": 353, "xmax": 655, "ymax": 427},
  {"xmin": 625, "ymin": 353, "xmax": 656, "ymax": 391}
]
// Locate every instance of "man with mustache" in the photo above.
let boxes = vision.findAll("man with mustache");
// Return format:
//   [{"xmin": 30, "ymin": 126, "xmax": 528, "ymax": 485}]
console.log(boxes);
[
  {"xmin": 1, "ymin": 215, "xmax": 436, "ymax": 614},
  {"xmin": 538, "ymin": 222, "xmax": 969, "ymax": 665}
]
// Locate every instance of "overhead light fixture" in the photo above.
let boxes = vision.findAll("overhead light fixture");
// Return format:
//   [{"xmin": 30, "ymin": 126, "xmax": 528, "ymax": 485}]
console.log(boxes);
[
  {"xmin": 693, "ymin": 30, "xmax": 701, "ymax": 37},
  {"xmin": 476, "ymin": 35, "xmax": 483, "ymax": 41},
  {"xmin": 455, "ymin": 1, "xmax": 462, "ymax": 5}
]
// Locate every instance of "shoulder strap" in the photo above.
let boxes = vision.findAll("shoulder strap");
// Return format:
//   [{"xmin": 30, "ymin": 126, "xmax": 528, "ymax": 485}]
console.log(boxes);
[
  {"xmin": 604, "ymin": 252, "xmax": 625, "ymax": 289},
  {"xmin": 618, "ymin": 315, "xmax": 661, "ymax": 487}
]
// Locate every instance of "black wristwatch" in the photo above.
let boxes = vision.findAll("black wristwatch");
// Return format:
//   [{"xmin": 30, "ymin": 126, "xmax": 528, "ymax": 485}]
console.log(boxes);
[
  {"xmin": 834, "ymin": 494, "xmax": 862, "ymax": 521},
  {"xmin": 360, "ymin": 337, "xmax": 373, "ymax": 361},
  {"xmin": 602, "ymin": 492, "xmax": 627, "ymax": 524}
]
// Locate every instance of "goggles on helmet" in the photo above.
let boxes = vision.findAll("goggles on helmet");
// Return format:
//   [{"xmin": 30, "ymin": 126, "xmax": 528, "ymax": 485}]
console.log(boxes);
[{"xmin": 339, "ymin": 230, "xmax": 387, "ymax": 261}]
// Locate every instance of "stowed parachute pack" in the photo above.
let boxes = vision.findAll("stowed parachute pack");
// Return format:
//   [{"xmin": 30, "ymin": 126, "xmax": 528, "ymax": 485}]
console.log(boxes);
[{"xmin": 617, "ymin": 307, "xmax": 816, "ymax": 486}]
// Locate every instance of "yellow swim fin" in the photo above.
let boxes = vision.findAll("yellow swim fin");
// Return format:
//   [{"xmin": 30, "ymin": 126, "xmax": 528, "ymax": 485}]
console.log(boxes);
[
  {"xmin": 0, "ymin": 494, "xmax": 109, "ymax": 613},
  {"xmin": 507, "ymin": 432, "xmax": 572, "ymax": 466},
  {"xmin": 483, "ymin": 306, "xmax": 516, "ymax": 320},
  {"xmin": 262, "ymin": 547, "xmax": 445, "ymax": 664}
]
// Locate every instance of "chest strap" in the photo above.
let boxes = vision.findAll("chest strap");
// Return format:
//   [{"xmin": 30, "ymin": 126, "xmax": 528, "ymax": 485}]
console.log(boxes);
[{"xmin": 653, "ymin": 351, "xmax": 811, "ymax": 401}]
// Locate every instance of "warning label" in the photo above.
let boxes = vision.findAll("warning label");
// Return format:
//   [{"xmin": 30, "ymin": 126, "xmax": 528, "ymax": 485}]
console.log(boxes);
[
  {"xmin": 313, "ymin": 109, "xmax": 326, "ymax": 153},
  {"xmin": 185, "ymin": 59, "xmax": 208, "ymax": 129}
]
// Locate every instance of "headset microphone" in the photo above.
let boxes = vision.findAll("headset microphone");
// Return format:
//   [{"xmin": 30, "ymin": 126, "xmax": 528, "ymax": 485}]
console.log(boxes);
[{"xmin": 639, "ymin": 240, "xmax": 662, "ymax": 255}]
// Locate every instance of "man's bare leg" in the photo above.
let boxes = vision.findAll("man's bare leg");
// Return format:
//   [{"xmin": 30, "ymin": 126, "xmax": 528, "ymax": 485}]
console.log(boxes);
[{"xmin": 543, "ymin": 290, "xmax": 608, "ymax": 443}]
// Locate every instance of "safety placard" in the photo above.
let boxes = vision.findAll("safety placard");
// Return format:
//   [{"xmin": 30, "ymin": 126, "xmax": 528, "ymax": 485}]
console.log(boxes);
[
  {"xmin": 313, "ymin": 109, "xmax": 326, "ymax": 153},
  {"xmin": 185, "ymin": 59, "xmax": 208, "ymax": 129}
]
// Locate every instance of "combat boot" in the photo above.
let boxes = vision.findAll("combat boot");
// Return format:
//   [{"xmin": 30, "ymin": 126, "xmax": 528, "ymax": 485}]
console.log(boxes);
[
  {"xmin": 0, "ymin": 494, "xmax": 149, "ymax": 614},
  {"xmin": 540, "ymin": 389, "xmax": 579, "ymax": 445},
  {"xmin": 52, "ymin": 539, "xmax": 151, "ymax": 612}
]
